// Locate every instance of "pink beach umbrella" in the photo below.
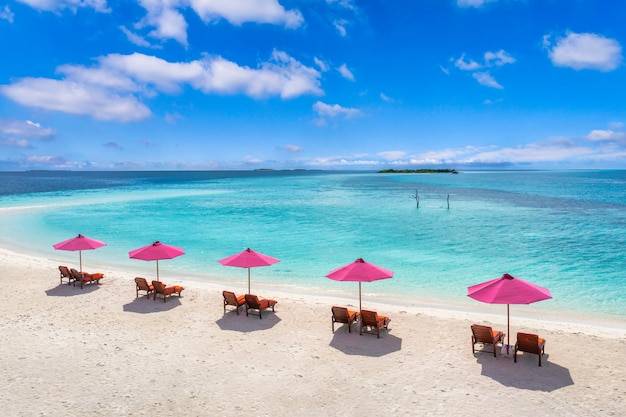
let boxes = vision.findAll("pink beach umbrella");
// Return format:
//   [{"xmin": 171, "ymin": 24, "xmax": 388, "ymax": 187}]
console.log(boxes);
[
  {"xmin": 53, "ymin": 234, "xmax": 106, "ymax": 272},
  {"xmin": 129, "ymin": 241, "xmax": 185, "ymax": 282},
  {"xmin": 218, "ymin": 248, "xmax": 280, "ymax": 294},
  {"xmin": 467, "ymin": 273, "xmax": 552, "ymax": 350},
  {"xmin": 326, "ymin": 258, "xmax": 394, "ymax": 311}
]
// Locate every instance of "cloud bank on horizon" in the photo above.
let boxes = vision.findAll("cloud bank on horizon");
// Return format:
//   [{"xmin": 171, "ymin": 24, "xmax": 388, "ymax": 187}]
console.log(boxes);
[{"xmin": 0, "ymin": 0, "xmax": 624, "ymax": 170}]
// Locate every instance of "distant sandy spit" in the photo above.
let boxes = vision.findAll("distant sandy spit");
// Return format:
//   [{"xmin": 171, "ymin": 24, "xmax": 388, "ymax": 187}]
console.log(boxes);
[{"xmin": 0, "ymin": 248, "xmax": 624, "ymax": 416}]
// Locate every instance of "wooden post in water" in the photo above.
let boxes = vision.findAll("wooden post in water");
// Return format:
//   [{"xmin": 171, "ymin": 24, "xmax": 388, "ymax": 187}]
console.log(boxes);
[
  {"xmin": 447, "ymin": 194, "xmax": 450, "ymax": 210},
  {"xmin": 412, "ymin": 189, "xmax": 419, "ymax": 208}
]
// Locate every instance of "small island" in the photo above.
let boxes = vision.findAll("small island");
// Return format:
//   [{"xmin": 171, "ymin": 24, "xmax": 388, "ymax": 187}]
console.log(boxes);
[{"xmin": 378, "ymin": 168, "xmax": 458, "ymax": 174}]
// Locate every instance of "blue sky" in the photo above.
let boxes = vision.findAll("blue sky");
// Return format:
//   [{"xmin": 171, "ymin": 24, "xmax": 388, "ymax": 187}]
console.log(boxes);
[{"xmin": 0, "ymin": 0, "xmax": 625, "ymax": 171}]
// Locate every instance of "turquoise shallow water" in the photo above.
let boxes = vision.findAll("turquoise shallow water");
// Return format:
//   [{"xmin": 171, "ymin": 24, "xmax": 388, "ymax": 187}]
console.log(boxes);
[{"xmin": 1, "ymin": 170, "xmax": 625, "ymax": 321}]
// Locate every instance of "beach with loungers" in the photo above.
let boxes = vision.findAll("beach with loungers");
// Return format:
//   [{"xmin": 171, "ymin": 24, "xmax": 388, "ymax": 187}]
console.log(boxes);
[{"xmin": 1, "ymin": 246, "xmax": 624, "ymax": 416}]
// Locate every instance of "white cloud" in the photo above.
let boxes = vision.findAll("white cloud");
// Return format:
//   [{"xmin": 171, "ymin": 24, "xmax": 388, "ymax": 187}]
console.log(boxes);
[
  {"xmin": 0, "ymin": 117, "xmax": 55, "ymax": 139},
  {"xmin": 326, "ymin": 0, "xmax": 358, "ymax": 11},
  {"xmin": 586, "ymin": 129, "xmax": 625, "ymax": 142},
  {"xmin": 285, "ymin": 144, "xmax": 304, "ymax": 153},
  {"xmin": 468, "ymin": 141, "xmax": 593, "ymax": 163},
  {"xmin": 313, "ymin": 101, "xmax": 362, "ymax": 119},
  {"xmin": 314, "ymin": 57, "xmax": 330, "ymax": 72},
  {"xmin": 1, "ymin": 51, "xmax": 323, "ymax": 121},
  {"xmin": 1, "ymin": 5, "xmax": 14, "ymax": 22},
  {"xmin": 193, "ymin": 50, "xmax": 323, "ymax": 99},
  {"xmin": 333, "ymin": 18, "xmax": 349, "ymax": 37},
  {"xmin": 380, "ymin": 93, "xmax": 393, "ymax": 103},
  {"xmin": 135, "ymin": 1, "xmax": 188, "ymax": 46},
  {"xmin": 0, "ymin": 138, "xmax": 31, "ymax": 148},
  {"xmin": 472, "ymin": 71, "xmax": 503, "ymax": 89},
  {"xmin": 484, "ymin": 49, "xmax": 515, "ymax": 66},
  {"xmin": 337, "ymin": 63, "xmax": 355, "ymax": 81},
  {"xmin": 451, "ymin": 49, "xmax": 514, "ymax": 88},
  {"xmin": 309, "ymin": 156, "xmax": 383, "ymax": 167},
  {"xmin": 457, "ymin": 0, "xmax": 497, "ymax": 8},
  {"xmin": 0, "ymin": 78, "xmax": 152, "ymax": 122},
  {"xmin": 188, "ymin": 0, "xmax": 303, "ymax": 28},
  {"xmin": 454, "ymin": 54, "xmax": 482, "ymax": 71},
  {"xmin": 120, "ymin": 26, "xmax": 152, "ymax": 48},
  {"xmin": 130, "ymin": 0, "xmax": 304, "ymax": 46},
  {"xmin": 18, "ymin": 0, "xmax": 109, "ymax": 13},
  {"xmin": 23, "ymin": 155, "xmax": 76, "ymax": 168},
  {"xmin": 545, "ymin": 31, "xmax": 623, "ymax": 71}
]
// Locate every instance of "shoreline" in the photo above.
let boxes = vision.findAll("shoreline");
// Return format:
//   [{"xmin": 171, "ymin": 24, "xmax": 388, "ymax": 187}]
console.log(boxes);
[
  {"xmin": 2, "ymin": 246, "xmax": 625, "ymax": 415},
  {"xmin": 8, "ymin": 245, "xmax": 626, "ymax": 339}
]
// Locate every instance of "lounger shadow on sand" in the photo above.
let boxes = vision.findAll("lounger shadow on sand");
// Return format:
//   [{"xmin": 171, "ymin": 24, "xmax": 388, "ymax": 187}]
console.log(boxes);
[
  {"xmin": 122, "ymin": 297, "xmax": 181, "ymax": 313},
  {"xmin": 476, "ymin": 354, "xmax": 573, "ymax": 392},
  {"xmin": 329, "ymin": 332, "xmax": 402, "ymax": 357},
  {"xmin": 45, "ymin": 283, "xmax": 100, "ymax": 297},
  {"xmin": 216, "ymin": 313, "xmax": 281, "ymax": 332}
]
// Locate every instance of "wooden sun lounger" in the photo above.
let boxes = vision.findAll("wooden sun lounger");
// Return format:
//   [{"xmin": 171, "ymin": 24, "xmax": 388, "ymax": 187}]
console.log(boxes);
[
  {"xmin": 70, "ymin": 268, "xmax": 104, "ymax": 289},
  {"xmin": 359, "ymin": 309, "xmax": 390, "ymax": 338},
  {"xmin": 58, "ymin": 265, "xmax": 75, "ymax": 285},
  {"xmin": 244, "ymin": 294, "xmax": 277, "ymax": 319},
  {"xmin": 471, "ymin": 324, "xmax": 504, "ymax": 357},
  {"xmin": 331, "ymin": 306, "xmax": 360, "ymax": 333},
  {"xmin": 514, "ymin": 332, "xmax": 546, "ymax": 366},
  {"xmin": 152, "ymin": 280, "xmax": 184, "ymax": 302},
  {"xmin": 223, "ymin": 290, "xmax": 246, "ymax": 315},
  {"xmin": 134, "ymin": 277, "xmax": 154, "ymax": 298}
]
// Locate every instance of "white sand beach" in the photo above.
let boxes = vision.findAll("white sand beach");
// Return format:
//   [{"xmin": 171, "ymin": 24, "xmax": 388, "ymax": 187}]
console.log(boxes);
[{"xmin": 1, "ymin": 247, "xmax": 624, "ymax": 417}]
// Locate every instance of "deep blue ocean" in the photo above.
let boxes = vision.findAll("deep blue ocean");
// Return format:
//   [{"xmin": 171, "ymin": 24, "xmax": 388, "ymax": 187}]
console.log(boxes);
[{"xmin": 1, "ymin": 170, "xmax": 625, "ymax": 322}]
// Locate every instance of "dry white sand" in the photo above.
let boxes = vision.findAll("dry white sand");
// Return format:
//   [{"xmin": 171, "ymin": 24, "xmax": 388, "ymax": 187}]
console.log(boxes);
[{"xmin": 0, "ymin": 247, "xmax": 624, "ymax": 416}]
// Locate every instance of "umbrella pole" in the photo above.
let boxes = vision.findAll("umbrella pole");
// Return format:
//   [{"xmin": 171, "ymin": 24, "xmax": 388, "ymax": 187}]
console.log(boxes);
[
  {"xmin": 507, "ymin": 304, "xmax": 510, "ymax": 347},
  {"xmin": 156, "ymin": 260, "xmax": 160, "ymax": 282},
  {"xmin": 79, "ymin": 250, "xmax": 83, "ymax": 272},
  {"xmin": 359, "ymin": 282, "xmax": 362, "ymax": 312},
  {"xmin": 247, "ymin": 268, "xmax": 251, "ymax": 294}
]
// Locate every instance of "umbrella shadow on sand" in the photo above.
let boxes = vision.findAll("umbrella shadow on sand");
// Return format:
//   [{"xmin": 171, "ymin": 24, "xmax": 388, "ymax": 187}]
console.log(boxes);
[
  {"xmin": 216, "ymin": 311, "xmax": 281, "ymax": 332},
  {"xmin": 329, "ymin": 327, "xmax": 402, "ymax": 357},
  {"xmin": 45, "ymin": 283, "xmax": 100, "ymax": 297},
  {"xmin": 476, "ymin": 354, "xmax": 574, "ymax": 392},
  {"xmin": 122, "ymin": 297, "xmax": 182, "ymax": 313}
]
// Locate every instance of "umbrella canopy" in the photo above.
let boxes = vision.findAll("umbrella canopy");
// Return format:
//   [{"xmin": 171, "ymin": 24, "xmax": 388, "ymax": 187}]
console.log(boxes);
[
  {"xmin": 128, "ymin": 241, "xmax": 185, "ymax": 281},
  {"xmin": 53, "ymin": 234, "xmax": 106, "ymax": 272},
  {"xmin": 218, "ymin": 248, "xmax": 280, "ymax": 294},
  {"xmin": 467, "ymin": 273, "xmax": 552, "ymax": 348},
  {"xmin": 326, "ymin": 258, "xmax": 394, "ymax": 311}
]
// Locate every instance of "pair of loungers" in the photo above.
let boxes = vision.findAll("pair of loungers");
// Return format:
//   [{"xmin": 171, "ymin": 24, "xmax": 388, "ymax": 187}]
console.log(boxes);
[
  {"xmin": 331, "ymin": 306, "xmax": 391, "ymax": 338},
  {"xmin": 58, "ymin": 265, "xmax": 104, "ymax": 289},
  {"xmin": 222, "ymin": 291, "xmax": 277, "ymax": 319},
  {"xmin": 470, "ymin": 324, "xmax": 547, "ymax": 366},
  {"xmin": 135, "ymin": 277, "xmax": 184, "ymax": 302}
]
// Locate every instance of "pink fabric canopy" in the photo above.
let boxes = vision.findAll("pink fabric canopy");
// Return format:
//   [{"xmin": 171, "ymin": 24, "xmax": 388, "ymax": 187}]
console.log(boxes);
[
  {"xmin": 53, "ymin": 234, "xmax": 106, "ymax": 272},
  {"xmin": 129, "ymin": 241, "xmax": 185, "ymax": 281},
  {"xmin": 326, "ymin": 258, "xmax": 394, "ymax": 311},
  {"xmin": 218, "ymin": 248, "xmax": 280, "ymax": 294},
  {"xmin": 467, "ymin": 273, "xmax": 552, "ymax": 305},
  {"xmin": 467, "ymin": 273, "xmax": 552, "ymax": 349}
]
